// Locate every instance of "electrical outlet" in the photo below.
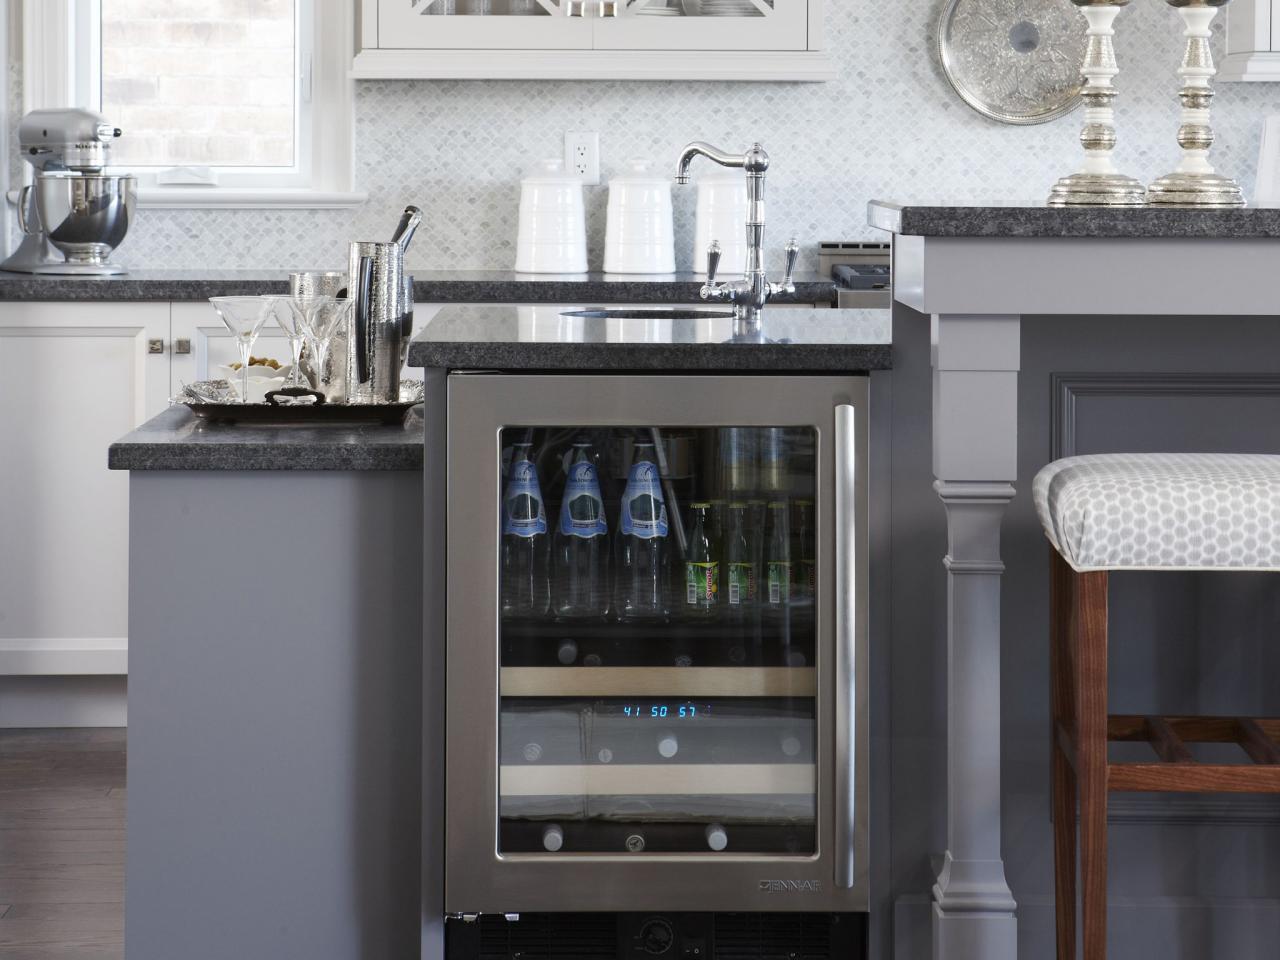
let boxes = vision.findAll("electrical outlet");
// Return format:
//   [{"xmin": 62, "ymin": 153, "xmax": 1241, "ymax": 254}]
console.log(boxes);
[{"xmin": 565, "ymin": 131, "xmax": 600, "ymax": 185}]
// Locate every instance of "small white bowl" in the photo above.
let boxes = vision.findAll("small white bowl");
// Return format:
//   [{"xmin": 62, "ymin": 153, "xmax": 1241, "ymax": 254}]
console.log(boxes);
[{"xmin": 215, "ymin": 363, "xmax": 297, "ymax": 403}]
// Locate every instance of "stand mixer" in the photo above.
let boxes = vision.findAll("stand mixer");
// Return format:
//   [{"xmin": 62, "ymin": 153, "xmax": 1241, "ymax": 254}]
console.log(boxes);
[{"xmin": 2, "ymin": 108, "xmax": 137, "ymax": 275}]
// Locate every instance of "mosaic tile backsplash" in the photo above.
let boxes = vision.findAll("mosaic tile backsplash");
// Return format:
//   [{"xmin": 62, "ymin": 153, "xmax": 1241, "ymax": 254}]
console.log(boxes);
[{"xmin": 12, "ymin": 1, "xmax": 1280, "ymax": 273}]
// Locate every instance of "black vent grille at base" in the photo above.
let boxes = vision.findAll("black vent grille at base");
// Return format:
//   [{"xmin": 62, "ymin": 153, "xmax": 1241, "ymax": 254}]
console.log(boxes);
[
  {"xmin": 713, "ymin": 913, "xmax": 836, "ymax": 960},
  {"xmin": 446, "ymin": 912, "xmax": 864, "ymax": 960},
  {"xmin": 477, "ymin": 913, "xmax": 617, "ymax": 960}
]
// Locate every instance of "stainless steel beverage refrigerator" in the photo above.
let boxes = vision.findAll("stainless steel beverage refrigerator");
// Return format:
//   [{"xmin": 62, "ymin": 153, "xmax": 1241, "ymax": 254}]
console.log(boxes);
[{"xmin": 432, "ymin": 373, "xmax": 870, "ymax": 959}]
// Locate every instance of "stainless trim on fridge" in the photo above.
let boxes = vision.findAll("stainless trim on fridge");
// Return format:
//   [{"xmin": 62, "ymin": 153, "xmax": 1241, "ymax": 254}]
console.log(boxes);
[{"xmin": 444, "ymin": 374, "xmax": 870, "ymax": 915}]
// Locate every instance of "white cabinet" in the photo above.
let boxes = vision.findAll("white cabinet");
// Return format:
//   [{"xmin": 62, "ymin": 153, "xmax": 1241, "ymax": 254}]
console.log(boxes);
[
  {"xmin": 1223, "ymin": 0, "xmax": 1280, "ymax": 81},
  {"xmin": 0, "ymin": 302, "xmax": 170, "ymax": 691},
  {"xmin": 353, "ymin": 0, "xmax": 833, "ymax": 80}
]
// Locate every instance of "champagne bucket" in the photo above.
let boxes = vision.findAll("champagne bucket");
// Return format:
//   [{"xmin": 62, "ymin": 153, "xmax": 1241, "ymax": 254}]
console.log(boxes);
[{"xmin": 346, "ymin": 241, "xmax": 413, "ymax": 404}]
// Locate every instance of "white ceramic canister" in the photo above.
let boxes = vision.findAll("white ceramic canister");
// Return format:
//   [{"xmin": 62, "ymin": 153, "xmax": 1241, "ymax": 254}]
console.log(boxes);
[
  {"xmin": 604, "ymin": 160, "xmax": 676, "ymax": 275},
  {"xmin": 693, "ymin": 173, "xmax": 749, "ymax": 277},
  {"xmin": 515, "ymin": 159, "xmax": 588, "ymax": 274}
]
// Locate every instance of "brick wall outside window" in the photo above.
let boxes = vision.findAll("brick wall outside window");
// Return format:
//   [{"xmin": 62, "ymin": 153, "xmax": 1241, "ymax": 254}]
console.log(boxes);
[{"xmin": 100, "ymin": 0, "xmax": 296, "ymax": 168}]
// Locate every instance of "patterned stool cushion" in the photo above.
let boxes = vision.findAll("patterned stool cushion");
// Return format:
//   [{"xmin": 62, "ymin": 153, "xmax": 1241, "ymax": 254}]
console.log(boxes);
[{"xmin": 1033, "ymin": 453, "xmax": 1280, "ymax": 572}]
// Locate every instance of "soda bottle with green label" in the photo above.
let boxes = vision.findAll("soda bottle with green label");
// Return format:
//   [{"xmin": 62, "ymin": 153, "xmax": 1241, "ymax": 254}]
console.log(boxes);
[
  {"xmin": 764, "ymin": 501, "xmax": 792, "ymax": 613},
  {"xmin": 793, "ymin": 499, "xmax": 816, "ymax": 601},
  {"xmin": 724, "ymin": 501, "xmax": 757, "ymax": 620},
  {"xmin": 683, "ymin": 503, "xmax": 720, "ymax": 619}
]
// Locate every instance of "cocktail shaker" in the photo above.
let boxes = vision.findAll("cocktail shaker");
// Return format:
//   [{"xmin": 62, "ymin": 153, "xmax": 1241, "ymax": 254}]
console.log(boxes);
[{"xmin": 346, "ymin": 242, "xmax": 415, "ymax": 404}]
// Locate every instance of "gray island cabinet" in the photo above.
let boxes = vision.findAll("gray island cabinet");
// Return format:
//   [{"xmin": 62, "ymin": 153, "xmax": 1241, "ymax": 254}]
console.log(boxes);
[
  {"xmin": 108, "ymin": 410, "xmax": 424, "ymax": 960},
  {"xmin": 873, "ymin": 202, "xmax": 1280, "ymax": 960}
]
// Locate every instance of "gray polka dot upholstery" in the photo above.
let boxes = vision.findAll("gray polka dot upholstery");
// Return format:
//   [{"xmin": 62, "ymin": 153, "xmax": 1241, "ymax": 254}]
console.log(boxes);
[{"xmin": 1033, "ymin": 453, "xmax": 1280, "ymax": 572}]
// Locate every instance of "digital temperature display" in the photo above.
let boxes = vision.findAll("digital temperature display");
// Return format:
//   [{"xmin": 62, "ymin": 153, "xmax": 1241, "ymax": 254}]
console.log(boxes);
[{"xmin": 619, "ymin": 703, "xmax": 708, "ymax": 720}]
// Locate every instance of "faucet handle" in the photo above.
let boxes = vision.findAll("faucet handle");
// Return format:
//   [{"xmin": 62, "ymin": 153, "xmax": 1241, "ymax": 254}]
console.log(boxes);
[
  {"xmin": 706, "ymin": 241, "xmax": 722, "ymax": 284},
  {"xmin": 781, "ymin": 238, "xmax": 799, "ymax": 288}
]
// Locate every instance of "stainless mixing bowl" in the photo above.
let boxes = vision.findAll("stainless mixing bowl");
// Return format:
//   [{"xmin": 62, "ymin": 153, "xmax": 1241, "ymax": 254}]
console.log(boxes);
[{"xmin": 35, "ymin": 174, "xmax": 137, "ymax": 273}]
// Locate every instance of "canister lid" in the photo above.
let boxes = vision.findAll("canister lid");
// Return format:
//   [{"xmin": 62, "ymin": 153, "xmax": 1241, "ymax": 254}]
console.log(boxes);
[{"xmin": 521, "ymin": 158, "xmax": 582, "ymax": 185}]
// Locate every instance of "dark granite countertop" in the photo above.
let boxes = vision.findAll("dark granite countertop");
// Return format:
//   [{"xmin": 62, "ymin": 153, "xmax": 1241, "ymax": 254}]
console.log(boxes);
[
  {"xmin": 108, "ymin": 406, "xmax": 424, "ymax": 471},
  {"xmin": 868, "ymin": 200, "xmax": 1280, "ymax": 239},
  {"xmin": 407, "ymin": 305, "xmax": 891, "ymax": 372},
  {"xmin": 0, "ymin": 269, "xmax": 837, "ymax": 305}
]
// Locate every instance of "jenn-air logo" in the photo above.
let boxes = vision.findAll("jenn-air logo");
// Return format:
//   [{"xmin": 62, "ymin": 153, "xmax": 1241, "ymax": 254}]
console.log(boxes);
[{"xmin": 758, "ymin": 879, "xmax": 823, "ymax": 893}]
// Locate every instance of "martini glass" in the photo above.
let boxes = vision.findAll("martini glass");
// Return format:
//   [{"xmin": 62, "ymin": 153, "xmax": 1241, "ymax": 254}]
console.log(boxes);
[
  {"xmin": 294, "ymin": 295, "xmax": 352, "ymax": 399},
  {"xmin": 208, "ymin": 297, "xmax": 269, "ymax": 403},
  {"xmin": 260, "ymin": 296, "xmax": 309, "ymax": 389}
]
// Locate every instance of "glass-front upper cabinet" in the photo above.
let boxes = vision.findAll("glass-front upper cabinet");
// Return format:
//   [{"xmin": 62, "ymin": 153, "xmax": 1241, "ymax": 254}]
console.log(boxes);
[{"xmin": 356, "ymin": 0, "xmax": 833, "ymax": 80}]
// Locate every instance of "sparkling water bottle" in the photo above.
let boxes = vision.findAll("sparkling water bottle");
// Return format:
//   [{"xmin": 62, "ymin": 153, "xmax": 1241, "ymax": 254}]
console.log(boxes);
[
  {"xmin": 501, "ymin": 442, "xmax": 549, "ymax": 618},
  {"xmin": 614, "ymin": 441, "xmax": 670, "ymax": 621},
  {"xmin": 552, "ymin": 439, "xmax": 611, "ymax": 619}
]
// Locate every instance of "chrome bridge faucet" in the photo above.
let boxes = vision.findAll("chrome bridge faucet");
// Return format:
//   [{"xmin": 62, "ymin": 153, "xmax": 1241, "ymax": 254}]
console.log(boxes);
[{"xmin": 675, "ymin": 141, "xmax": 798, "ymax": 341}]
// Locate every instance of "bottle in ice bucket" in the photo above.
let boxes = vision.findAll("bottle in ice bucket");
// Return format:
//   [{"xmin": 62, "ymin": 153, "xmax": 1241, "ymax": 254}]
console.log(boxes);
[
  {"xmin": 724, "ymin": 501, "xmax": 757, "ymax": 622},
  {"xmin": 683, "ymin": 503, "xmax": 720, "ymax": 619},
  {"xmin": 501, "ymin": 442, "xmax": 550, "ymax": 618},
  {"xmin": 553, "ymin": 439, "xmax": 610, "ymax": 620},
  {"xmin": 614, "ymin": 440, "xmax": 670, "ymax": 621}
]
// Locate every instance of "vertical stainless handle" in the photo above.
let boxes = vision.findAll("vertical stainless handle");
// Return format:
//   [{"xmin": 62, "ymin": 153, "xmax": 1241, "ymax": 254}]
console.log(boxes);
[{"xmin": 834, "ymin": 403, "xmax": 856, "ymax": 889}]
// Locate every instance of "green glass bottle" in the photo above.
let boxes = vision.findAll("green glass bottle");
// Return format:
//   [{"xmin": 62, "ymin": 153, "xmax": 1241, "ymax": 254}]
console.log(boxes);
[
  {"xmin": 683, "ymin": 502, "xmax": 720, "ymax": 619},
  {"xmin": 724, "ymin": 501, "xmax": 757, "ymax": 620}
]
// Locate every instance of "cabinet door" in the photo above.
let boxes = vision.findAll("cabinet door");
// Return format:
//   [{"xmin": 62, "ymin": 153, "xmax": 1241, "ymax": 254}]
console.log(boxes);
[
  {"xmin": 375, "ymin": 0, "xmax": 592, "ymax": 50},
  {"xmin": 0, "ymin": 302, "xmax": 170, "ymax": 675},
  {"xmin": 170, "ymin": 302, "xmax": 296, "ymax": 390},
  {"xmin": 595, "ymin": 0, "xmax": 807, "ymax": 51}
]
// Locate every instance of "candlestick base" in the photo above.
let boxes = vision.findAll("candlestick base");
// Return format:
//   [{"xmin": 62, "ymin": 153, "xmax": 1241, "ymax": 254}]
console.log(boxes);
[
  {"xmin": 1047, "ymin": 171, "xmax": 1148, "ymax": 207},
  {"xmin": 1147, "ymin": 170, "xmax": 1245, "ymax": 207}
]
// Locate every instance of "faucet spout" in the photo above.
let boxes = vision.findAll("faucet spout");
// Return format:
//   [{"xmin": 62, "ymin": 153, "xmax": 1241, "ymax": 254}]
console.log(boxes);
[
  {"xmin": 674, "ymin": 140, "xmax": 786, "ymax": 342},
  {"xmin": 674, "ymin": 141, "xmax": 748, "ymax": 184}
]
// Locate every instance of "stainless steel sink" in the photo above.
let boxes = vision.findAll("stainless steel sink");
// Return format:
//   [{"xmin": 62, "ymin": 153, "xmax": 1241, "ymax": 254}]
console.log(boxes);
[{"xmin": 559, "ymin": 308, "xmax": 736, "ymax": 321}]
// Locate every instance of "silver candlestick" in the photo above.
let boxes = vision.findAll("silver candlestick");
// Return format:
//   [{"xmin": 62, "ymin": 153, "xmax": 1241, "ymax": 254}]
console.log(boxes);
[
  {"xmin": 1148, "ymin": 0, "xmax": 1245, "ymax": 207},
  {"xmin": 1047, "ymin": 0, "xmax": 1146, "ymax": 207}
]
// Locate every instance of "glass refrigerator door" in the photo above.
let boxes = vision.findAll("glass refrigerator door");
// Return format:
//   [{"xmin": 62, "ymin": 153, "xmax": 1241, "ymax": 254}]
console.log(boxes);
[
  {"xmin": 497, "ymin": 426, "xmax": 818, "ymax": 856},
  {"xmin": 444, "ymin": 375, "xmax": 868, "ymax": 915}
]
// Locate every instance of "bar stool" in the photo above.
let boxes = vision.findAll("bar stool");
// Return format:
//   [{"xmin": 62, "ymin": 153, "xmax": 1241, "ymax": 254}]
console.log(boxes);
[{"xmin": 1033, "ymin": 452, "xmax": 1280, "ymax": 960}]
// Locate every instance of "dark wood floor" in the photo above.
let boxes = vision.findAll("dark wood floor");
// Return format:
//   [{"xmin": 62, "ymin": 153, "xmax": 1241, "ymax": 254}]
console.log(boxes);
[{"xmin": 0, "ymin": 729, "xmax": 125, "ymax": 960}]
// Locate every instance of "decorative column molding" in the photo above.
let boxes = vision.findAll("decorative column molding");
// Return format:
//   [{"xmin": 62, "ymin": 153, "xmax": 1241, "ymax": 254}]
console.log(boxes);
[{"xmin": 930, "ymin": 313, "xmax": 1021, "ymax": 960}]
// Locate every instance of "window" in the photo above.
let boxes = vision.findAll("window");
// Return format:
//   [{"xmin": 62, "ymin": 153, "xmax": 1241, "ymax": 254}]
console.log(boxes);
[{"xmin": 21, "ymin": 0, "xmax": 364, "ymax": 208}]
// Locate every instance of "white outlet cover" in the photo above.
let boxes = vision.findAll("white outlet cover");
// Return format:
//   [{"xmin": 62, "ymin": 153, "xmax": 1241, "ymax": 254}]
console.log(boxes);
[{"xmin": 564, "ymin": 131, "xmax": 600, "ymax": 186}]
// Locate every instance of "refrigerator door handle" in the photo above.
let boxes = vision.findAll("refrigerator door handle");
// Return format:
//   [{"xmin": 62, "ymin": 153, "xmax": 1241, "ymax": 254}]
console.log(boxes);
[{"xmin": 834, "ymin": 403, "xmax": 857, "ymax": 889}]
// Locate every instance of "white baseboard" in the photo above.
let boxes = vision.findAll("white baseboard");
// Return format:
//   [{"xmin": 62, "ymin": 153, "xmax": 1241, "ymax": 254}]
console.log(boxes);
[
  {"xmin": 895, "ymin": 893, "xmax": 1280, "ymax": 960},
  {"xmin": 0, "ymin": 676, "xmax": 127, "ymax": 727},
  {"xmin": 0, "ymin": 637, "xmax": 127, "ymax": 675}
]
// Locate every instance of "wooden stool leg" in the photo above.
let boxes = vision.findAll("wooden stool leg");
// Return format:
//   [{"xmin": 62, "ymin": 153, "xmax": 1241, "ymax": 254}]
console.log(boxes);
[
  {"xmin": 1075, "ymin": 570, "xmax": 1109, "ymax": 960},
  {"xmin": 1050, "ymin": 550, "xmax": 1077, "ymax": 960}
]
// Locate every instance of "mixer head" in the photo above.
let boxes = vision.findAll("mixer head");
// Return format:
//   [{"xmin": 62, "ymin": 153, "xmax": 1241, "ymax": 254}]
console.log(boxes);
[{"xmin": 18, "ymin": 108, "xmax": 122, "ymax": 173}]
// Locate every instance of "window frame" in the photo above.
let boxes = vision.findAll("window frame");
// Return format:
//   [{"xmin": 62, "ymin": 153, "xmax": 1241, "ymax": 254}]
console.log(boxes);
[{"xmin": 20, "ymin": 0, "xmax": 365, "ymax": 209}]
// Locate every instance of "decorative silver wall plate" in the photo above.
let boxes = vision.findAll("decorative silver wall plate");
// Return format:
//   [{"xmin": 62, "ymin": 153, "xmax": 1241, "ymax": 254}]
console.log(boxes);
[{"xmin": 939, "ymin": 0, "xmax": 1088, "ymax": 126}]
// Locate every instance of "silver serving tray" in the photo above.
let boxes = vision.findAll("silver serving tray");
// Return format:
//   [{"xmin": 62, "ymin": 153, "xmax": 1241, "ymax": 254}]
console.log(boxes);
[
  {"xmin": 938, "ymin": 0, "xmax": 1087, "ymax": 126},
  {"xmin": 177, "ymin": 380, "xmax": 423, "ymax": 425}
]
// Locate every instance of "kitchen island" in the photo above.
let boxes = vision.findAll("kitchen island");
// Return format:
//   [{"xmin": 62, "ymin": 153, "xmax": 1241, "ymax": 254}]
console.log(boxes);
[
  {"xmin": 108, "ymin": 408, "xmax": 425, "ymax": 960},
  {"xmin": 872, "ymin": 203, "xmax": 1280, "ymax": 960},
  {"xmin": 111, "ymin": 305, "xmax": 892, "ymax": 960}
]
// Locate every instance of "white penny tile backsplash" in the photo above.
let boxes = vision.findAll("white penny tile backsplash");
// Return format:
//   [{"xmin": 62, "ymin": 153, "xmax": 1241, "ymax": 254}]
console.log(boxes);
[{"xmin": 10, "ymin": 1, "xmax": 1280, "ymax": 273}]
